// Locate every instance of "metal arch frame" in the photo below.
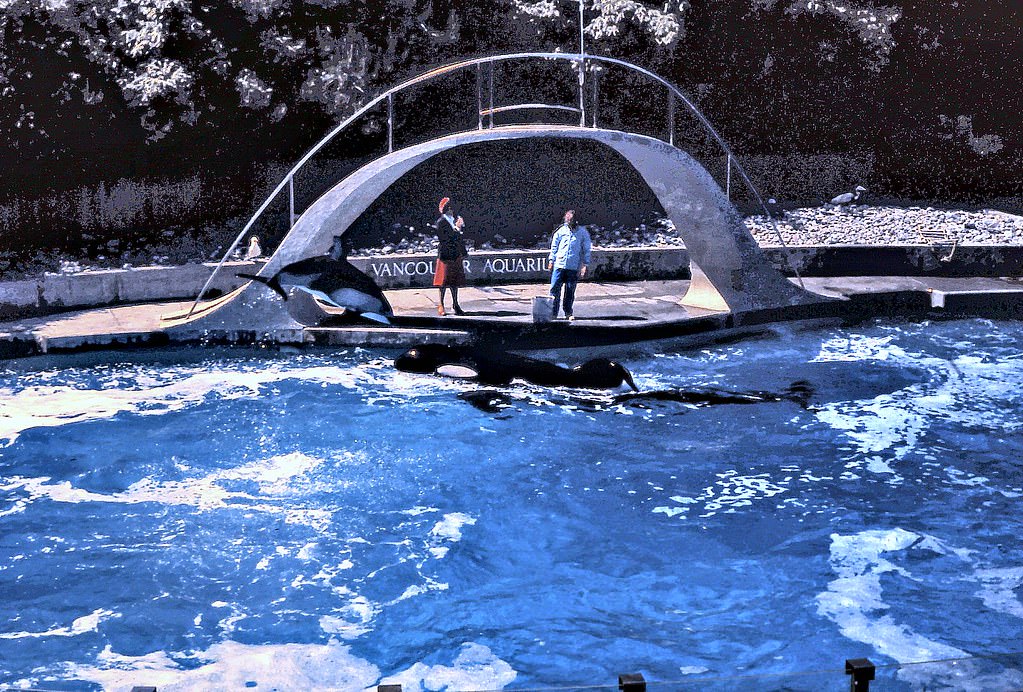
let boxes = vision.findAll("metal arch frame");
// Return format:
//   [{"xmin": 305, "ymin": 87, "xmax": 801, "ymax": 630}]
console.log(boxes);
[
  {"xmin": 480, "ymin": 103, "xmax": 582, "ymax": 118},
  {"xmin": 188, "ymin": 51, "xmax": 800, "ymax": 317}
]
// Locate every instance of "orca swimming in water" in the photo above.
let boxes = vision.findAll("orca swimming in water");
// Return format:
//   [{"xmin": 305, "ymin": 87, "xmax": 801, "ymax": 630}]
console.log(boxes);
[
  {"xmin": 394, "ymin": 343, "xmax": 639, "ymax": 391},
  {"xmin": 613, "ymin": 382, "xmax": 813, "ymax": 408},
  {"xmin": 396, "ymin": 344, "xmax": 819, "ymax": 414},
  {"xmin": 239, "ymin": 236, "xmax": 393, "ymax": 324}
]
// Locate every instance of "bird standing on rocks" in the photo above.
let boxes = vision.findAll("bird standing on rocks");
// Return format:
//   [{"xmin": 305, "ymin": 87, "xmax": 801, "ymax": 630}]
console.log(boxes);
[
  {"xmin": 830, "ymin": 185, "xmax": 867, "ymax": 206},
  {"xmin": 243, "ymin": 236, "xmax": 263, "ymax": 260}
]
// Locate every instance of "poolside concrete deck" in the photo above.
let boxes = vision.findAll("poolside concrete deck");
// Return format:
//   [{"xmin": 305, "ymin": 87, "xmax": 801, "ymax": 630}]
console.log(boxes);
[{"xmin": 1, "ymin": 276, "xmax": 1022, "ymax": 358}]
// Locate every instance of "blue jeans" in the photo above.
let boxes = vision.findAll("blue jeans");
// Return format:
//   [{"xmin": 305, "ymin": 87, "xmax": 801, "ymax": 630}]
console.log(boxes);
[{"xmin": 550, "ymin": 268, "xmax": 579, "ymax": 318}]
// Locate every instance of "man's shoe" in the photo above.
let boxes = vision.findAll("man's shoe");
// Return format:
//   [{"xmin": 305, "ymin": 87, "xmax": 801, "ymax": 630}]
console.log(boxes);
[
  {"xmin": 567, "ymin": 315, "xmax": 575, "ymax": 322},
  {"xmin": 453, "ymin": 305, "xmax": 465, "ymax": 315}
]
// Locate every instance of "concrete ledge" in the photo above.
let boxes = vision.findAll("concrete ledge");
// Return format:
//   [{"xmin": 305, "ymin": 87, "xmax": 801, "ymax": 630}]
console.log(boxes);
[
  {"xmin": 929, "ymin": 287, "xmax": 1023, "ymax": 314},
  {"xmin": 307, "ymin": 327, "xmax": 470, "ymax": 347},
  {"xmin": 0, "ymin": 260, "xmax": 264, "ymax": 320},
  {"xmin": 3, "ymin": 246, "xmax": 1023, "ymax": 320}
]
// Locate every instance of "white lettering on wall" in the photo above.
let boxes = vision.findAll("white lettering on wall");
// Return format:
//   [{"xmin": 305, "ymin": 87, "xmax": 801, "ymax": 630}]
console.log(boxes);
[
  {"xmin": 368, "ymin": 254, "xmax": 554, "ymax": 279},
  {"xmin": 369, "ymin": 261, "xmax": 438, "ymax": 277}
]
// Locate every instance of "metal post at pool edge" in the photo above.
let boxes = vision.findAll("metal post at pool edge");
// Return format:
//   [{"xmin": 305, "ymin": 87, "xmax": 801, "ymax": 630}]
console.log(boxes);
[
  {"xmin": 618, "ymin": 672, "xmax": 646, "ymax": 692},
  {"xmin": 845, "ymin": 658, "xmax": 876, "ymax": 691}
]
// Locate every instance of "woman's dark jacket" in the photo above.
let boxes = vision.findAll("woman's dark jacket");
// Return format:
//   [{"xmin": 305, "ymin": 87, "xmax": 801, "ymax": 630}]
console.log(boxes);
[{"xmin": 435, "ymin": 216, "xmax": 467, "ymax": 262}]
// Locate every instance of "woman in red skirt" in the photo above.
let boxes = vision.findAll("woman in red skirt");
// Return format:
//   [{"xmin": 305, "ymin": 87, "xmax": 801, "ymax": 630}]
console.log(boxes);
[{"xmin": 433, "ymin": 197, "xmax": 467, "ymax": 315}]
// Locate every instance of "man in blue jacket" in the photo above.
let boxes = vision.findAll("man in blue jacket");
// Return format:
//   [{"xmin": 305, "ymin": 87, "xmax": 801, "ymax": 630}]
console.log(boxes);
[{"xmin": 547, "ymin": 209, "xmax": 592, "ymax": 321}]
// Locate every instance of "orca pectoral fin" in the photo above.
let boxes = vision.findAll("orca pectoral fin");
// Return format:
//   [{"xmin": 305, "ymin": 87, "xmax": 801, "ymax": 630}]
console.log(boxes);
[
  {"xmin": 297, "ymin": 287, "xmax": 339, "ymax": 306},
  {"xmin": 360, "ymin": 312, "xmax": 391, "ymax": 325}
]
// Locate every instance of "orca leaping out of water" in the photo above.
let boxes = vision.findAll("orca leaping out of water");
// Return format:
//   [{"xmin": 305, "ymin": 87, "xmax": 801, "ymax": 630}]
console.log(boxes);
[
  {"xmin": 394, "ymin": 344, "xmax": 639, "ymax": 391},
  {"xmin": 239, "ymin": 236, "xmax": 393, "ymax": 325}
]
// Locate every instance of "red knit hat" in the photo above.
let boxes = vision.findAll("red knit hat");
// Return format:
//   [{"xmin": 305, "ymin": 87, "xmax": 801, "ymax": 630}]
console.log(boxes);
[{"xmin": 439, "ymin": 197, "xmax": 450, "ymax": 213}]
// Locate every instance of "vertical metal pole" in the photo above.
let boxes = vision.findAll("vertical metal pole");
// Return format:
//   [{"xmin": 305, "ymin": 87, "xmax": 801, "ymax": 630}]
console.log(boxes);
[
  {"xmin": 579, "ymin": 0, "xmax": 585, "ymax": 59},
  {"xmin": 476, "ymin": 63, "xmax": 483, "ymax": 130},
  {"xmin": 578, "ymin": 61, "xmax": 586, "ymax": 127},
  {"xmin": 288, "ymin": 174, "xmax": 295, "ymax": 228},
  {"xmin": 488, "ymin": 60, "xmax": 494, "ymax": 128},
  {"xmin": 578, "ymin": 0, "xmax": 586, "ymax": 126},
  {"xmin": 591, "ymin": 69, "xmax": 598, "ymax": 128},
  {"xmin": 726, "ymin": 154, "xmax": 732, "ymax": 200},
  {"xmin": 667, "ymin": 90, "xmax": 675, "ymax": 146},
  {"xmin": 387, "ymin": 93, "xmax": 394, "ymax": 153}
]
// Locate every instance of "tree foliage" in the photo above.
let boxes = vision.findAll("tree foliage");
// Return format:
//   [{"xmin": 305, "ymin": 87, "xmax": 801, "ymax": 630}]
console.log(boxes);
[{"xmin": 0, "ymin": 0, "xmax": 1019, "ymax": 249}]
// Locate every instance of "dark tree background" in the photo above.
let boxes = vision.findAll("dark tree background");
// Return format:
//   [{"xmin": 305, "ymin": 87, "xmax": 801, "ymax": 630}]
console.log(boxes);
[{"xmin": 0, "ymin": 0, "xmax": 1019, "ymax": 261}]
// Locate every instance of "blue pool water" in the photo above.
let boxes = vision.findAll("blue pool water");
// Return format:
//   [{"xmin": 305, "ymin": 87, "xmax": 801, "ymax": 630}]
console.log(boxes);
[{"xmin": 1, "ymin": 318, "xmax": 1022, "ymax": 690}]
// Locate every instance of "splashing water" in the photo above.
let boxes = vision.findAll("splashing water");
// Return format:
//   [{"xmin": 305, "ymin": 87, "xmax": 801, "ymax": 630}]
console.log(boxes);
[{"xmin": 1, "ymin": 319, "xmax": 1022, "ymax": 690}]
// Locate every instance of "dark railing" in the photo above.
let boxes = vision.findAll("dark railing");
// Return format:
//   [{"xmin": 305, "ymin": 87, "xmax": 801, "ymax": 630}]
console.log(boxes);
[{"xmin": 12, "ymin": 651, "xmax": 1023, "ymax": 691}]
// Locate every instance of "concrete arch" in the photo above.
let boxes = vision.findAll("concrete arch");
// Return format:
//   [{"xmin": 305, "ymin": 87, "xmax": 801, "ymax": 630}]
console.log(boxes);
[{"xmin": 169, "ymin": 126, "xmax": 824, "ymax": 331}]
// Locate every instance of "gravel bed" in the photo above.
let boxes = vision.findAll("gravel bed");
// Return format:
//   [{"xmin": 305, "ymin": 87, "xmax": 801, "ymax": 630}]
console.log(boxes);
[
  {"xmin": 745, "ymin": 205, "xmax": 1023, "ymax": 247},
  {"xmin": 351, "ymin": 205, "xmax": 1023, "ymax": 257}
]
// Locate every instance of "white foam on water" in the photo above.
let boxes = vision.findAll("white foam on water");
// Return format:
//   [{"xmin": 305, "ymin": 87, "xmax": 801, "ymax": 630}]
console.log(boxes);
[
  {"xmin": 813, "ymin": 332, "xmax": 905, "ymax": 363},
  {"xmin": 679, "ymin": 665, "xmax": 710, "ymax": 675},
  {"xmin": 390, "ymin": 577, "xmax": 450, "ymax": 606},
  {"xmin": 67, "ymin": 639, "xmax": 516, "ymax": 692},
  {"xmin": 0, "ymin": 357, "xmax": 416, "ymax": 446},
  {"xmin": 379, "ymin": 642, "xmax": 517, "ymax": 691},
  {"xmin": 812, "ymin": 339, "xmax": 1023, "ymax": 476},
  {"xmin": 69, "ymin": 640, "xmax": 381, "ymax": 691},
  {"xmin": 430, "ymin": 512, "xmax": 476, "ymax": 541},
  {"xmin": 1, "ymin": 451, "xmax": 337, "ymax": 528},
  {"xmin": 0, "ymin": 608, "xmax": 118, "ymax": 640},
  {"xmin": 974, "ymin": 567, "xmax": 1023, "ymax": 620},
  {"xmin": 653, "ymin": 470, "xmax": 789, "ymax": 519},
  {"xmin": 319, "ymin": 613, "xmax": 372, "ymax": 640},
  {"xmin": 817, "ymin": 528, "xmax": 1023, "ymax": 690}
]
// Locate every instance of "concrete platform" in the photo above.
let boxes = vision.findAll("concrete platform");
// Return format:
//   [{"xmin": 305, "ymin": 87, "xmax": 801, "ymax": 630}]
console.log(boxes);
[{"xmin": 1, "ymin": 276, "xmax": 1022, "ymax": 358}]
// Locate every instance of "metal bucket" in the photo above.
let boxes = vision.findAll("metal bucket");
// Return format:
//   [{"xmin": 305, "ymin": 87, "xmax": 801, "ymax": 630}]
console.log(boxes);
[{"xmin": 532, "ymin": 295, "xmax": 554, "ymax": 323}]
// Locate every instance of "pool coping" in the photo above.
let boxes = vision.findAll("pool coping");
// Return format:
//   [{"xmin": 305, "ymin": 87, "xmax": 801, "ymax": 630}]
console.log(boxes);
[{"xmin": 2, "ymin": 275, "xmax": 1022, "ymax": 360}]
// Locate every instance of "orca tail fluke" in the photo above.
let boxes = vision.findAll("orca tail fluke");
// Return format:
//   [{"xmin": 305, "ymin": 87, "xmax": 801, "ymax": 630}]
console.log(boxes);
[{"xmin": 237, "ymin": 273, "xmax": 288, "ymax": 301}]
